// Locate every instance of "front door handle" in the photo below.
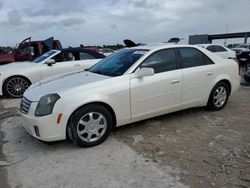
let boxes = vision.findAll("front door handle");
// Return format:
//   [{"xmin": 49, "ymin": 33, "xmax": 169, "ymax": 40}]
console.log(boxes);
[
  {"xmin": 171, "ymin": 80, "xmax": 180, "ymax": 84},
  {"xmin": 206, "ymin": 72, "xmax": 213, "ymax": 76},
  {"xmin": 73, "ymin": 64, "xmax": 80, "ymax": 67}
]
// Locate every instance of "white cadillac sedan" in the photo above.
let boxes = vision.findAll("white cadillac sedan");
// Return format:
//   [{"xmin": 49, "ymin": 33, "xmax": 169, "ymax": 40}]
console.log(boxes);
[
  {"xmin": 21, "ymin": 44, "xmax": 240, "ymax": 147},
  {"xmin": 0, "ymin": 49, "xmax": 103, "ymax": 98}
]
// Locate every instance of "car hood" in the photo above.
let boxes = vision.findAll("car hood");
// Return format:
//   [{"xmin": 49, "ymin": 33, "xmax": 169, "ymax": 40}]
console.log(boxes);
[
  {"xmin": 0, "ymin": 61, "xmax": 35, "ymax": 73},
  {"xmin": 24, "ymin": 71, "xmax": 110, "ymax": 101}
]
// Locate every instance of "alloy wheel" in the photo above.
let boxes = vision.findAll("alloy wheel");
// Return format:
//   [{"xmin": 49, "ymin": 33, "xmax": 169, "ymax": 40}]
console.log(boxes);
[
  {"xmin": 76, "ymin": 112, "xmax": 107, "ymax": 143},
  {"xmin": 6, "ymin": 77, "xmax": 30, "ymax": 98},
  {"xmin": 213, "ymin": 86, "xmax": 227, "ymax": 108}
]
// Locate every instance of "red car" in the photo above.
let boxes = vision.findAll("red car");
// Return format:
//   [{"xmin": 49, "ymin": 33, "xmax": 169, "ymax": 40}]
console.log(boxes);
[
  {"xmin": 0, "ymin": 37, "xmax": 62, "ymax": 64},
  {"xmin": 0, "ymin": 48, "xmax": 15, "ymax": 64}
]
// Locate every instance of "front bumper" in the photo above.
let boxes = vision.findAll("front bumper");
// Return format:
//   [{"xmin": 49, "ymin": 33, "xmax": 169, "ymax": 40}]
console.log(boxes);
[{"xmin": 21, "ymin": 101, "xmax": 70, "ymax": 142}]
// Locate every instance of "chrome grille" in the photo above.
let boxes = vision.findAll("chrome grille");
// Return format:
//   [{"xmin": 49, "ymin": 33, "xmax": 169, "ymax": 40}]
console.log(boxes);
[{"xmin": 20, "ymin": 97, "xmax": 32, "ymax": 114}]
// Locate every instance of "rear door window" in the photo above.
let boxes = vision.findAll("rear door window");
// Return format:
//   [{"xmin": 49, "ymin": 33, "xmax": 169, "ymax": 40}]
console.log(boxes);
[{"xmin": 179, "ymin": 48, "xmax": 206, "ymax": 68}]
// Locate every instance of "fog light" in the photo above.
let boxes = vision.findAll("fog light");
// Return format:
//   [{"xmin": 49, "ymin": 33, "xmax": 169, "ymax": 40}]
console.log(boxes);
[{"xmin": 34, "ymin": 126, "xmax": 40, "ymax": 137}]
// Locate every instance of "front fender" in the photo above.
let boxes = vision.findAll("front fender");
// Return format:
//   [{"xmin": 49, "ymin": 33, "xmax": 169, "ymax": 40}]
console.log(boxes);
[{"xmin": 54, "ymin": 88, "xmax": 131, "ymax": 128}]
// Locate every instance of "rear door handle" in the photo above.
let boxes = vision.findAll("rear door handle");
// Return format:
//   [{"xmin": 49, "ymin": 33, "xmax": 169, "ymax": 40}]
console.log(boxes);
[
  {"xmin": 73, "ymin": 64, "xmax": 80, "ymax": 67},
  {"xmin": 206, "ymin": 72, "xmax": 213, "ymax": 76},
  {"xmin": 171, "ymin": 80, "xmax": 180, "ymax": 84}
]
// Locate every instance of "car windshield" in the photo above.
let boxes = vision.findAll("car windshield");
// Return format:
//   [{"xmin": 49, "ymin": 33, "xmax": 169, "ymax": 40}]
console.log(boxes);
[
  {"xmin": 89, "ymin": 49, "xmax": 149, "ymax": 77},
  {"xmin": 33, "ymin": 50, "xmax": 59, "ymax": 63},
  {"xmin": 236, "ymin": 44, "xmax": 248, "ymax": 48}
]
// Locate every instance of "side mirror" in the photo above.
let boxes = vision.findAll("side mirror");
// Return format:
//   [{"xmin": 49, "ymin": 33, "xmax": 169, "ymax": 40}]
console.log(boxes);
[
  {"xmin": 134, "ymin": 67, "xmax": 154, "ymax": 78},
  {"xmin": 46, "ymin": 59, "xmax": 56, "ymax": 66}
]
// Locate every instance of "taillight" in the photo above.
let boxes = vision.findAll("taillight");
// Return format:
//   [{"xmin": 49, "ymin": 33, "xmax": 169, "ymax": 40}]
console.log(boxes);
[{"xmin": 232, "ymin": 58, "xmax": 240, "ymax": 75}]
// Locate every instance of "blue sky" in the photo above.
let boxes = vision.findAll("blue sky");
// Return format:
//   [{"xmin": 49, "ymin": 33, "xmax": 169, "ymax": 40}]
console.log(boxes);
[{"xmin": 0, "ymin": 0, "xmax": 250, "ymax": 47}]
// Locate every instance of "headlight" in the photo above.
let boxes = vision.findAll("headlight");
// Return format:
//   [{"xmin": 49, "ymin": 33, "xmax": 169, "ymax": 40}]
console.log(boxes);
[{"xmin": 35, "ymin": 94, "xmax": 60, "ymax": 116}]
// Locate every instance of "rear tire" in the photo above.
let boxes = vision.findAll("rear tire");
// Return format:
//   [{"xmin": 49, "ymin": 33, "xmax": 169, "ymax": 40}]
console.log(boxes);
[
  {"xmin": 69, "ymin": 104, "xmax": 113, "ymax": 147},
  {"xmin": 207, "ymin": 82, "xmax": 229, "ymax": 111}
]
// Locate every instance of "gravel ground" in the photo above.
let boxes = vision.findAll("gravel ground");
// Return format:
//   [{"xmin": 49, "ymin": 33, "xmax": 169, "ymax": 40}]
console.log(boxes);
[
  {"xmin": 113, "ymin": 87, "xmax": 250, "ymax": 188},
  {"xmin": 0, "ymin": 99, "xmax": 187, "ymax": 188},
  {"xmin": 0, "ymin": 84, "xmax": 249, "ymax": 188}
]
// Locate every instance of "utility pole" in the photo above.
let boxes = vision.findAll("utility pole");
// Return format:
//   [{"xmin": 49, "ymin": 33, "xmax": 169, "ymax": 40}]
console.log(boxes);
[{"xmin": 244, "ymin": 33, "xmax": 248, "ymax": 44}]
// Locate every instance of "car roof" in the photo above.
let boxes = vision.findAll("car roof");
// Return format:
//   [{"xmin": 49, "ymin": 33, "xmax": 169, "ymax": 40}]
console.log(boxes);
[
  {"xmin": 197, "ymin": 44, "xmax": 225, "ymax": 48},
  {"xmin": 62, "ymin": 47, "xmax": 97, "ymax": 52},
  {"xmin": 128, "ymin": 44, "xmax": 201, "ymax": 51}
]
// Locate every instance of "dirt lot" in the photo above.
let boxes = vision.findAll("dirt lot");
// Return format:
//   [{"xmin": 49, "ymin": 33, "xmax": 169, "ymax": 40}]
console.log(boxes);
[{"xmin": 0, "ymin": 86, "xmax": 250, "ymax": 188}]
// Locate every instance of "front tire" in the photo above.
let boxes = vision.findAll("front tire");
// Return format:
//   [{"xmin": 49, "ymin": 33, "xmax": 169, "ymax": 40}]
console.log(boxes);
[
  {"xmin": 207, "ymin": 82, "xmax": 229, "ymax": 111},
  {"xmin": 70, "ymin": 104, "xmax": 113, "ymax": 147},
  {"xmin": 3, "ymin": 76, "xmax": 31, "ymax": 98}
]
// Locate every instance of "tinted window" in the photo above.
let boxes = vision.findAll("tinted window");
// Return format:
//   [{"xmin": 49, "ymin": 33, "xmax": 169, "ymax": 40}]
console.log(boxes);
[
  {"xmin": 89, "ymin": 49, "xmax": 148, "ymax": 77},
  {"xmin": 80, "ymin": 52, "xmax": 95, "ymax": 60},
  {"xmin": 204, "ymin": 55, "xmax": 214, "ymax": 65},
  {"xmin": 179, "ymin": 48, "xmax": 206, "ymax": 68},
  {"xmin": 206, "ymin": 45, "xmax": 216, "ymax": 52},
  {"xmin": 214, "ymin": 45, "xmax": 227, "ymax": 52},
  {"xmin": 141, "ymin": 49, "xmax": 177, "ymax": 73}
]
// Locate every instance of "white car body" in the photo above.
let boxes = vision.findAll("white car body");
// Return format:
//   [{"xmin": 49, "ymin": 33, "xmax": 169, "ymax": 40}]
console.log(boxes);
[
  {"xmin": 0, "ymin": 50, "xmax": 102, "ymax": 96},
  {"xmin": 198, "ymin": 44, "xmax": 236, "ymax": 59},
  {"xmin": 21, "ymin": 44, "xmax": 240, "ymax": 142}
]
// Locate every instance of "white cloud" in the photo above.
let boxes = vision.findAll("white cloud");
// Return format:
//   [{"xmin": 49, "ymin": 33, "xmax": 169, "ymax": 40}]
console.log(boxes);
[
  {"xmin": 0, "ymin": 0, "xmax": 250, "ymax": 46},
  {"xmin": 5, "ymin": 10, "xmax": 23, "ymax": 25}
]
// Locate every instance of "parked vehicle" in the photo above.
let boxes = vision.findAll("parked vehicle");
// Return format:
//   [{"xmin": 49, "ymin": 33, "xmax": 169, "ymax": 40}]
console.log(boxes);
[
  {"xmin": 0, "ymin": 48, "xmax": 15, "ymax": 64},
  {"xmin": 236, "ymin": 50, "xmax": 250, "ymax": 66},
  {"xmin": 198, "ymin": 44, "xmax": 236, "ymax": 59},
  {"xmin": 99, "ymin": 48, "xmax": 114, "ymax": 56},
  {"xmin": 243, "ymin": 62, "xmax": 250, "ymax": 82},
  {"xmin": 21, "ymin": 44, "xmax": 240, "ymax": 147},
  {"xmin": 232, "ymin": 44, "xmax": 250, "ymax": 56},
  {"xmin": 0, "ymin": 48, "xmax": 104, "ymax": 98},
  {"xmin": 0, "ymin": 37, "xmax": 62, "ymax": 64},
  {"xmin": 61, "ymin": 47, "xmax": 105, "ymax": 60}
]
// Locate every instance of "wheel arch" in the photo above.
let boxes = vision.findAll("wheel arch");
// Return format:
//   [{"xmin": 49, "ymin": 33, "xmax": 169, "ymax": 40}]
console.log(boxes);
[
  {"xmin": 3, "ymin": 75, "xmax": 32, "ymax": 85},
  {"xmin": 218, "ymin": 79, "xmax": 231, "ymax": 95},
  {"xmin": 206, "ymin": 78, "xmax": 232, "ymax": 105},
  {"xmin": 206, "ymin": 79, "xmax": 232, "ymax": 110},
  {"xmin": 2, "ymin": 75, "xmax": 32, "ymax": 95},
  {"xmin": 66, "ymin": 101, "xmax": 117, "ymax": 139}
]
